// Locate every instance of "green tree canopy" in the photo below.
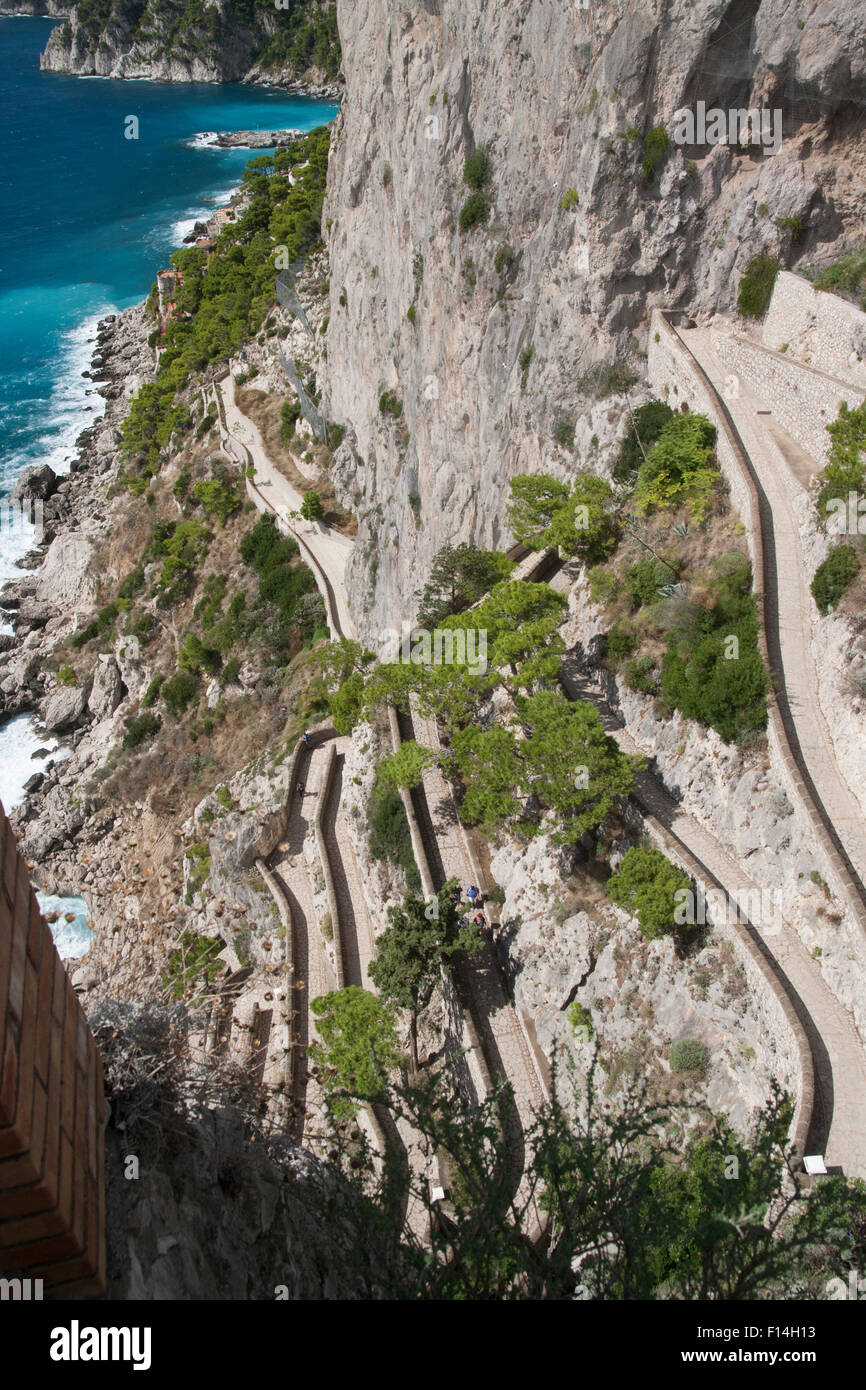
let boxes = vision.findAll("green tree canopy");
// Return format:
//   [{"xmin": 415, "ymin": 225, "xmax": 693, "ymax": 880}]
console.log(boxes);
[
  {"xmin": 606, "ymin": 846, "xmax": 691, "ymax": 940},
  {"xmin": 633, "ymin": 413, "xmax": 719, "ymax": 522},
  {"xmin": 309, "ymin": 987, "xmax": 403, "ymax": 1119},
  {"xmin": 416, "ymin": 542, "xmax": 514, "ymax": 628},
  {"xmin": 369, "ymin": 883, "xmax": 484, "ymax": 1071},
  {"xmin": 507, "ymin": 474, "xmax": 571, "ymax": 549}
]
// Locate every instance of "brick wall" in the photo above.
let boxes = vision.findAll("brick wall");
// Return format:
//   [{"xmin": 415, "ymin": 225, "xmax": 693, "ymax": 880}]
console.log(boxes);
[{"xmin": 0, "ymin": 800, "xmax": 105, "ymax": 1297}]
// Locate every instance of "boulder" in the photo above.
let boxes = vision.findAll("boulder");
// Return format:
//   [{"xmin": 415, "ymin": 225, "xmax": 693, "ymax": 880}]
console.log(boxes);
[
  {"xmin": 41, "ymin": 683, "xmax": 88, "ymax": 732},
  {"xmin": 11, "ymin": 464, "xmax": 58, "ymax": 504},
  {"xmin": 89, "ymin": 655, "xmax": 124, "ymax": 719}
]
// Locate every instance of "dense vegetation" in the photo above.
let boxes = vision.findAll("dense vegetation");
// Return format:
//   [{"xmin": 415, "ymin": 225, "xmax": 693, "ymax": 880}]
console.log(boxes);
[
  {"xmin": 65, "ymin": 0, "xmax": 341, "ymax": 80},
  {"xmin": 737, "ymin": 253, "xmax": 780, "ymax": 318},
  {"xmin": 812, "ymin": 245, "xmax": 866, "ymax": 309},
  {"xmin": 811, "ymin": 544, "xmax": 860, "ymax": 613},
  {"xmin": 815, "ymin": 400, "xmax": 866, "ymax": 521},
  {"xmin": 121, "ymin": 127, "xmax": 330, "ymax": 490},
  {"xmin": 306, "ymin": 1057, "xmax": 866, "ymax": 1300},
  {"xmin": 505, "ymin": 401, "xmax": 771, "ymax": 747}
]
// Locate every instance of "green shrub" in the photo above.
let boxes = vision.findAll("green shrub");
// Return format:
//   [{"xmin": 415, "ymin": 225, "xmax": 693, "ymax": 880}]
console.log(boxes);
[
  {"xmin": 816, "ymin": 401, "xmax": 866, "ymax": 521},
  {"xmin": 519, "ymin": 343, "xmax": 534, "ymax": 390},
  {"xmin": 642, "ymin": 127, "xmax": 669, "ymax": 181},
  {"xmin": 669, "ymin": 1038, "xmax": 709, "ymax": 1077},
  {"xmin": 813, "ymin": 246, "xmax": 866, "ymax": 307},
  {"xmin": 280, "ymin": 398, "xmax": 302, "ymax": 443},
  {"xmin": 587, "ymin": 566, "xmax": 620, "ymax": 608},
  {"xmin": 192, "ymin": 476, "xmax": 240, "ymax": 526},
  {"xmin": 122, "ymin": 712, "xmax": 160, "ymax": 750},
  {"xmin": 604, "ymin": 623, "xmax": 638, "ymax": 667},
  {"xmin": 142, "ymin": 676, "xmax": 163, "ymax": 708},
  {"xmin": 459, "ymin": 192, "xmax": 491, "ymax": 232},
  {"xmin": 737, "ymin": 254, "xmax": 780, "ymax": 318},
  {"xmin": 162, "ymin": 670, "xmax": 199, "ymax": 716},
  {"xmin": 179, "ymin": 632, "xmax": 221, "ymax": 677},
  {"xmin": 494, "ymin": 243, "xmax": 515, "ymax": 274},
  {"xmin": 553, "ymin": 417, "xmax": 576, "ymax": 449},
  {"xmin": 57, "ymin": 665, "xmax": 76, "ymax": 687},
  {"xmin": 560, "ymin": 187, "xmax": 579, "ymax": 211},
  {"xmin": 567, "ymin": 1001, "xmax": 594, "ymax": 1040},
  {"xmin": 634, "ymin": 412, "xmax": 719, "ymax": 522},
  {"xmin": 614, "ymin": 400, "xmax": 674, "ymax": 482},
  {"xmin": 216, "ymin": 784, "xmax": 233, "ymax": 810},
  {"xmin": 625, "ymin": 655, "xmax": 658, "ymax": 694},
  {"xmin": 407, "ymin": 303, "xmax": 417, "ymax": 325},
  {"xmin": 127, "ymin": 609, "xmax": 156, "ymax": 645},
  {"xmin": 463, "ymin": 145, "xmax": 492, "ymax": 191},
  {"xmin": 811, "ymin": 545, "xmax": 860, "ymax": 613},
  {"xmin": 221, "ymin": 657, "xmax": 242, "ymax": 686},
  {"xmin": 607, "ymin": 846, "xmax": 691, "ymax": 941},
  {"xmin": 625, "ymin": 559, "xmax": 666, "ymax": 609},
  {"xmin": 367, "ymin": 782, "xmax": 421, "ymax": 892},
  {"xmin": 660, "ymin": 556, "xmax": 768, "ymax": 744},
  {"xmin": 379, "ymin": 389, "xmax": 403, "ymax": 419},
  {"xmin": 117, "ymin": 566, "xmax": 145, "ymax": 601},
  {"xmin": 300, "ymin": 489, "xmax": 324, "ymax": 520}
]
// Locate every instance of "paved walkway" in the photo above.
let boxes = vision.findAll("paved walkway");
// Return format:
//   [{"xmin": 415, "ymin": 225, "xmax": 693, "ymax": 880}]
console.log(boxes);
[
  {"xmin": 405, "ymin": 699, "xmax": 549, "ymax": 1215},
  {"xmin": 214, "ymin": 374, "xmax": 356, "ymax": 638},
  {"xmin": 269, "ymin": 743, "xmax": 336, "ymax": 1139},
  {"xmin": 680, "ymin": 325, "xmax": 866, "ymax": 891}
]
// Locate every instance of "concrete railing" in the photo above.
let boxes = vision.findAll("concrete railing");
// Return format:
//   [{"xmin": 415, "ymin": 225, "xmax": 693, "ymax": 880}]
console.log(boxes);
[
  {"xmin": 623, "ymin": 788, "xmax": 814, "ymax": 1164},
  {"xmin": 254, "ymin": 856, "xmax": 296, "ymax": 1099},
  {"xmin": 386, "ymin": 704, "xmax": 493, "ymax": 1103},
  {"xmin": 313, "ymin": 742, "xmax": 344, "ymax": 989}
]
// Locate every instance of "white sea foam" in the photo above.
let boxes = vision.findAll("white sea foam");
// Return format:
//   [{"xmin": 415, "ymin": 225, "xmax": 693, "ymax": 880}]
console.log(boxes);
[
  {"xmin": 0, "ymin": 711, "xmax": 65, "ymax": 811},
  {"xmin": 186, "ymin": 131, "xmax": 221, "ymax": 150},
  {"xmin": 37, "ymin": 893, "xmax": 91, "ymax": 959},
  {"xmin": 0, "ymin": 306, "xmax": 115, "ymax": 580}
]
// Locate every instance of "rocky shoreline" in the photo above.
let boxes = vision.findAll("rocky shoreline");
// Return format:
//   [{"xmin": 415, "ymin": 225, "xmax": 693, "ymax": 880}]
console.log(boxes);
[
  {"xmin": 194, "ymin": 127, "xmax": 308, "ymax": 150},
  {"xmin": 0, "ymin": 303, "xmax": 154, "ymax": 842}
]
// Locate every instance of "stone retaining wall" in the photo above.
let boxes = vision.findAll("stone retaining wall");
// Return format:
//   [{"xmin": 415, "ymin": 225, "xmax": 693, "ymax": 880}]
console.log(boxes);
[
  {"xmin": 762, "ymin": 271, "xmax": 866, "ymax": 390},
  {"xmin": 709, "ymin": 326, "xmax": 863, "ymax": 465}
]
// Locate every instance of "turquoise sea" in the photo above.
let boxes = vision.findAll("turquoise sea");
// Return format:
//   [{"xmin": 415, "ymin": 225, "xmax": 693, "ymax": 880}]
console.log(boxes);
[{"xmin": 0, "ymin": 16, "xmax": 336, "ymax": 952}]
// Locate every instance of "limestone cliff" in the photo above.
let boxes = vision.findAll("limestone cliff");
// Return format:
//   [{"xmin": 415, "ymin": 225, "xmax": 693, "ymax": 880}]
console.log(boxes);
[{"xmin": 321, "ymin": 0, "xmax": 866, "ymax": 640}]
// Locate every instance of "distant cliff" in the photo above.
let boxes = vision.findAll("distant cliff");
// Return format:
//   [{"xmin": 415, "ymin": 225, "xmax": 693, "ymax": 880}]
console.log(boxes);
[
  {"xmin": 0, "ymin": 1, "xmax": 70, "ymax": 12},
  {"xmin": 39, "ymin": 0, "xmax": 342, "ymax": 88}
]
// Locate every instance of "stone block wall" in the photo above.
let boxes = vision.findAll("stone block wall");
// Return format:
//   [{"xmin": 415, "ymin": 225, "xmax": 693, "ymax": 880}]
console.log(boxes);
[
  {"xmin": 709, "ymin": 326, "xmax": 863, "ymax": 466},
  {"xmin": 0, "ymin": 801, "xmax": 105, "ymax": 1297},
  {"xmin": 762, "ymin": 271, "xmax": 866, "ymax": 390}
]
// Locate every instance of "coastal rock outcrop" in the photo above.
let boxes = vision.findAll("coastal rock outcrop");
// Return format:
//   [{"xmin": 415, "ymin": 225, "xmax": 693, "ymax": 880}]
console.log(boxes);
[
  {"xmin": 41, "ymin": 681, "xmax": 88, "ymax": 732},
  {"xmin": 11, "ymin": 463, "xmax": 58, "ymax": 504},
  {"xmin": 39, "ymin": 0, "xmax": 342, "ymax": 88}
]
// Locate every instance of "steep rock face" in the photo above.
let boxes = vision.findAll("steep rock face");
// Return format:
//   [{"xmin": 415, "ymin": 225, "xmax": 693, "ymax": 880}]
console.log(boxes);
[{"xmin": 323, "ymin": 0, "xmax": 866, "ymax": 639}]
